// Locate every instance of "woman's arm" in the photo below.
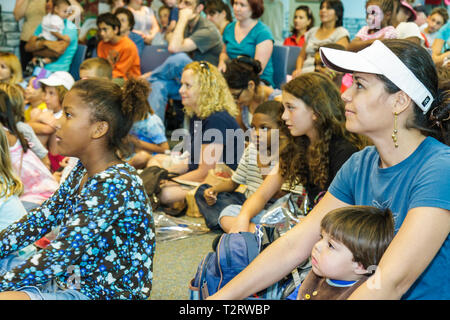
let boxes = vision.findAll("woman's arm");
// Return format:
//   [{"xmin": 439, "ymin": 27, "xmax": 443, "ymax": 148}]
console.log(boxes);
[
  {"xmin": 254, "ymin": 39, "xmax": 273, "ymax": 74},
  {"xmin": 432, "ymin": 39, "xmax": 450, "ymax": 66},
  {"xmin": 209, "ymin": 191, "xmax": 350, "ymax": 299},
  {"xmin": 143, "ymin": 13, "xmax": 161, "ymax": 45},
  {"xmin": 174, "ymin": 143, "xmax": 223, "ymax": 183},
  {"xmin": 13, "ymin": 0, "xmax": 30, "ymax": 21},
  {"xmin": 218, "ymin": 44, "xmax": 229, "ymax": 73},
  {"xmin": 347, "ymin": 37, "xmax": 376, "ymax": 52},
  {"xmin": 292, "ymin": 45, "xmax": 307, "ymax": 77},
  {"xmin": 335, "ymin": 36, "xmax": 350, "ymax": 49},
  {"xmin": 349, "ymin": 206, "xmax": 450, "ymax": 300},
  {"xmin": 225, "ymin": 165, "xmax": 284, "ymax": 233}
]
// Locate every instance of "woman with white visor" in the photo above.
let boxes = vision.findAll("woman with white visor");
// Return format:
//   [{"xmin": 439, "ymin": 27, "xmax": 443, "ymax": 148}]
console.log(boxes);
[{"xmin": 209, "ymin": 39, "xmax": 450, "ymax": 300}]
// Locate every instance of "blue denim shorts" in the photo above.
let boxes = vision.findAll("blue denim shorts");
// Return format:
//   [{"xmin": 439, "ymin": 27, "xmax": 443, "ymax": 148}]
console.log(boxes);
[
  {"xmin": 0, "ymin": 248, "xmax": 89, "ymax": 300},
  {"xmin": 17, "ymin": 280, "xmax": 90, "ymax": 300}
]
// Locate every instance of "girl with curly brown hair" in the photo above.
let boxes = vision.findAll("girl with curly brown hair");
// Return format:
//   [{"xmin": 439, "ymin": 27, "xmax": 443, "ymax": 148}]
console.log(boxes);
[{"xmin": 220, "ymin": 72, "xmax": 364, "ymax": 234}]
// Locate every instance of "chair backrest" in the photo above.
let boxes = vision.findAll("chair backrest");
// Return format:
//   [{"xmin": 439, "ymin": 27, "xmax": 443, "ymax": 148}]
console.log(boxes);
[
  {"xmin": 69, "ymin": 44, "xmax": 87, "ymax": 81},
  {"xmin": 287, "ymin": 46, "xmax": 301, "ymax": 76},
  {"xmin": 140, "ymin": 45, "xmax": 172, "ymax": 74},
  {"xmin": 271, "ymin": 45, "xmax": 289, "ymax": 89}
]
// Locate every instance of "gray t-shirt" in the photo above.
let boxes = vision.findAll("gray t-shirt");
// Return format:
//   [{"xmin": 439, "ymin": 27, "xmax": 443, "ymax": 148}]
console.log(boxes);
[
  {"xmin": 302, "ymin": 26, "xmax": 350, "ymax": 73},
  {"xmin": 185, "ymin": 16, "xmax": 223, "ymax": 66}
]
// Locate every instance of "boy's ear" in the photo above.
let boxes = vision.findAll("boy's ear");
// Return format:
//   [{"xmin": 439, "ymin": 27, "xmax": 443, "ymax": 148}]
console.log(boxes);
[
  {"xmin": 196, "ymin": 3, "xmax": 205, "ymax": 14},
  {"xmin": 92, "ymin": 121, "xmax": 109, "ymax": 139},
  {"xmin": 247, "ymin": 80, "xmax": 256, "ymax": 91},
  {"xmin": 353, "ymin": 261, "xmax": 368, "ymax": 275}
]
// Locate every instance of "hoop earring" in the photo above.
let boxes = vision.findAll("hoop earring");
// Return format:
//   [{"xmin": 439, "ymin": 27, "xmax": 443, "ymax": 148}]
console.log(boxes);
[{"xmin": 392, "ymin": 112, "xmax": 399, "ymax": 148}]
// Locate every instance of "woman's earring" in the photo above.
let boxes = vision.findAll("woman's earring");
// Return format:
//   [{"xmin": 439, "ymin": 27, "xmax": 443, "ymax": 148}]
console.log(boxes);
[{"xmin": 392, "ymin": 112, "xmax": 399, "ymax": 148}]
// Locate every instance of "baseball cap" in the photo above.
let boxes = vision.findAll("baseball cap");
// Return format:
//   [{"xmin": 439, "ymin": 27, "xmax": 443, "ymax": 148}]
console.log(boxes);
[
  {"xmin": 400, "ymin": 1, "xmax": 417, "ymax": 21},
  {"xmin": 39, "ymin": 71, "xmax": 75, "ymax": 91},
  {"xmin": 320, "ymin": 40, "xmax": 434, "ymax": 114}
]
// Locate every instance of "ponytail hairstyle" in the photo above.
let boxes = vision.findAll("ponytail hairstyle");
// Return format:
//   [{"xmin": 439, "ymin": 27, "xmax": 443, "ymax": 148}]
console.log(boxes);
[
  {"xmin": 321, "ymin": 206, "xmax": 395, "ymax": 270},
  {"xmin": 0, "ymin": 126, "xmax": 24, "ymax": 199},
  {"xmin": 223, "ymin": 56, "xmax": 262, "ymax": 91},
  {"xmin": 71, "ymin": 78, "xmax": 151, "ymax": 158},
  {"xmin": 377, "ymin": 40, "xmax": 449, "ymax": 145},
  {"xmin": 0, "ymin": 87, "xmax": 30, "ymax": 153}
]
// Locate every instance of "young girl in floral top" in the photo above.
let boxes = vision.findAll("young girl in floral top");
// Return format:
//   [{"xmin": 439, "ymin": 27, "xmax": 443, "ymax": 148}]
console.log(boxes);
[{"xmin": 0, "ymin": 78, "xmax": 155, "ymax": 300}]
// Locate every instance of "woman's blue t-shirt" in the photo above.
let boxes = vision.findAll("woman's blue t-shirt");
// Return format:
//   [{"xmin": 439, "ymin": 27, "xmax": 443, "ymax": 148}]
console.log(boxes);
[
  {"xmin": 329, "ymin": 137, "xmax": 450, "ymax": 300},
  {"xmin": 223, "ymin": 20, "xmax": 275, "ymax": 87}
]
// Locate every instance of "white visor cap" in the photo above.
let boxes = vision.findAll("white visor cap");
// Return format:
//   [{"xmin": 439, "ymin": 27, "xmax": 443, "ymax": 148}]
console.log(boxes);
[{"xmin": 320, "ymin": 40, "xmax": 434, "ymax": 114}]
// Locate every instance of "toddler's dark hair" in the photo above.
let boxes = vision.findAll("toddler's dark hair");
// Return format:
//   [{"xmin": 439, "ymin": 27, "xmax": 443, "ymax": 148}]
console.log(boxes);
[{"xmin": 321, "ymin": 206, "xmax": 395, "ymax": 271}]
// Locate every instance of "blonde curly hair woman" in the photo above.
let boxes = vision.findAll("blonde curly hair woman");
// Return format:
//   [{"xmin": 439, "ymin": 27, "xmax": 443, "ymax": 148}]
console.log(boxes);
[{"xmin": 147, "ymin": 61, "xmax": 241, "ymax": 212}]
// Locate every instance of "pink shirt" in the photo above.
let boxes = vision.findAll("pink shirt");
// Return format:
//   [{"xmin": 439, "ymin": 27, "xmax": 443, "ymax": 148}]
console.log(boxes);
[
  {"xmin": 355, "ymin": 26, "xmax": 398, "ymax": 41},
  {"xmin": 9, "ymin": 140, "xmax": 59, "ymax": 204}
]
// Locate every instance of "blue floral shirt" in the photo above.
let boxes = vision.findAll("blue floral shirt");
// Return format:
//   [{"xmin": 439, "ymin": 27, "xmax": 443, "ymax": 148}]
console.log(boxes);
[{"xmin": 0, "ymin": 161, "xmax": 155, "ymax": 300}]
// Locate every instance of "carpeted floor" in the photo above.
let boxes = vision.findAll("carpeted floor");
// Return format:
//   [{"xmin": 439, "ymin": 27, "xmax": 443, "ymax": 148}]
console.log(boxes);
[{"xmin": 150, "ymin": 214, "xmax": 221, "ymax": 300}]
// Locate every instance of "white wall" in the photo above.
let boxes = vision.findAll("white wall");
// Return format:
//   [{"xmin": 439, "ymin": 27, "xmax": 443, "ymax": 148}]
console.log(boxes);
[{"xmin": 0, "ymin": 0, "xmax": 15, "ymax": 11}]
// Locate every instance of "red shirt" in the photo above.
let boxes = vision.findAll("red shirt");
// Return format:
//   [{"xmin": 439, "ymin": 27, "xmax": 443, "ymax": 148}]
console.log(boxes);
[{"xmin": 283, "ymin": 34, "xmax": 305, "ymax": 47}]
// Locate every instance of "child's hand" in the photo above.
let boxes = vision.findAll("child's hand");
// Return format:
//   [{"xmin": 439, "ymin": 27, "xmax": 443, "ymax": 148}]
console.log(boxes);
[
  {"xmin": 37, "ymin": 110, "xmax": 57, "ymax": 128},
  {"xmin": 203, "ymin": 187, "xmax": 218, "ymax": 206},
  {"xmin": 59, "ymin": 157, "xmax": 70, "ymax": 168}
]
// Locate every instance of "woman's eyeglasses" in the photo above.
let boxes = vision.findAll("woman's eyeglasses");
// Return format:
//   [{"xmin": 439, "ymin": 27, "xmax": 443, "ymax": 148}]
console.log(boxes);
[{"xmin": 231, "ymin": 88, "xmax": 245, "ymax": 101}]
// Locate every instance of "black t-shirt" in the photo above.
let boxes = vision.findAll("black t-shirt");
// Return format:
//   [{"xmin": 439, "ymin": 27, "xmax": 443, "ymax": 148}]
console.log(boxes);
[
  {"xmin": 187, "ymin": 111, "xmax": 242, "ymax": 172},
  {"xmin": 306, "ymin": 135, "xmax": 359, "ymax": 205}
]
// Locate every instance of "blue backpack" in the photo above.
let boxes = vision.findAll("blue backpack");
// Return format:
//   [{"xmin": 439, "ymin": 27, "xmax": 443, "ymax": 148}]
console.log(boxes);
[{"xmin": 189, "ymin": 231, "xmax": 284, "ymax": 300}]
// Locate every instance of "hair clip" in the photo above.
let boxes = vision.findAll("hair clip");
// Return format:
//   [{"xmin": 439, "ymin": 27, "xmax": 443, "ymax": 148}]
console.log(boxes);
[
  {"xmin": 430, "ymin": 107, "xmax": 450, "ymax": 124},
  {"xmin": 32, "ymin": 78, "xmax": 42, "ymax": 90},
  {"xmin": 199, "ymin": 61, "xmax": 210, "ymax": 70}
]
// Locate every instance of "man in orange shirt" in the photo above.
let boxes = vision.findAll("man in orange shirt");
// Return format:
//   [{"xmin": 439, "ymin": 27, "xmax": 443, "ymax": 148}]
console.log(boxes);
[{"xmin": 96, "ymin": 13, "xmax": 141, "ymax": 80}]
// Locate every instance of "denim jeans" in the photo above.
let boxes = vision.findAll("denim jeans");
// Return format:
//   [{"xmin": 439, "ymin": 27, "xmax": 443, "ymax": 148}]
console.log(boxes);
[
  {"xmin": 194, "ymin": 183, "xmax": 247, "ymax": 230},
  {"xmin": 147, "ymin": 52, "xmax": 193, "ymax": 123}
]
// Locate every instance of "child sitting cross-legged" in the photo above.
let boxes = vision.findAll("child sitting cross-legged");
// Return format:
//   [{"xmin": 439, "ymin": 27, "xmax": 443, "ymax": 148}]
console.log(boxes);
[
  {"xmin": 293, "ymin": 205, "xmax": 395, "ymax": 300},
  {"xmin": 194, "ymin": 100, "xmax": 297, "ymax": 231}
]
